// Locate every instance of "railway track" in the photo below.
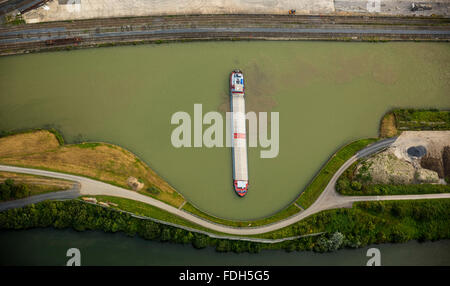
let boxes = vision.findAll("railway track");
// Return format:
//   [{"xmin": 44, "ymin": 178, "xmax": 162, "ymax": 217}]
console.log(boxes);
[
  {"xmin": 1, "ymin": 14, "xmax": 449, "ymax": 55},
  {"xmin": 2, "ymin": 14, "xmax": 449, "ymax": 32},
  {"xmin": 1, "ymin": 30, "xmax": 446, "ymax": 53}
]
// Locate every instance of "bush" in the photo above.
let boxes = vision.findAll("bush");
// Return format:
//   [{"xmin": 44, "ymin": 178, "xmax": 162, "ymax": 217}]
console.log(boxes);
[
  {"xmin": 350, "ymin": 181, "xmax": 362, "ymax": 191},
  {"xmin": 146, "ymin": 186, "xmax": 161, "ymax": 195},
  {"xmin": 336, "ymin": 178, "xmax": 350, "ymax": 192}
]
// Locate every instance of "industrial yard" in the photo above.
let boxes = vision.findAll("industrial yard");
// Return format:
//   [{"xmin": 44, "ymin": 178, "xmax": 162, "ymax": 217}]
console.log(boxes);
[{"xmin": 4, "ymin": 0, "xmax": 449, "ymax": 24}]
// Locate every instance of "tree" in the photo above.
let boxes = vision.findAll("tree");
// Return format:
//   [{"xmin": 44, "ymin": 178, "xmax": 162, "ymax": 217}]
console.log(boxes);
[
  {"xmin": 0, "ymin": 181, "xmax": 11, "ymax": 201},
  {"xmin": 337, "ymin": 178, "xmax": 350, "ymax": 192},
  {"xmin": 160, "ymin": 228, "xmax": 172, "ymax": 241},
  {"xmin": 192, "ymin": 235, "xmax": 208, "ymax": 249}
]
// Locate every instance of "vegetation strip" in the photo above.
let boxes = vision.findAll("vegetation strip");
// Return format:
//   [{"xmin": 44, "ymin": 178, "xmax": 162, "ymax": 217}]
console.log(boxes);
[{"xmin": 394, "ymin": 108, "xmax": 450, "ymax": 131}]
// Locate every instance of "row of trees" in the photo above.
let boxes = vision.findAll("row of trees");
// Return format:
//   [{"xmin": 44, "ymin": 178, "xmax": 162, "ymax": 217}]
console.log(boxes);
[
  {"xmin": 0, "ymin": 199, "xmax": 448, "ymax": 253},
  {"xmin": 0, "ymin": 200, "xmax": 266, "ymax": 253}
]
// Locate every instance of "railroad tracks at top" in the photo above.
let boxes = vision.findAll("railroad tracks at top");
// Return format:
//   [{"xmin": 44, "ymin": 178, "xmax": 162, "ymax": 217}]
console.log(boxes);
[{"xmin": 0, "ymin": 14, "xmax": 449, "ymax": 54}]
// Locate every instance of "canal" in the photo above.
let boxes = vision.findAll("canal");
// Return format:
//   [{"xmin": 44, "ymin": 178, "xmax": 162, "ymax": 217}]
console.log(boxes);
[
  {"xmin": 0, "ymin": 228, "xmax": 449, "ymax": 266},
  {"xmin": 0, "ymin": 41, "xmax": 449, "ymax": 220}
]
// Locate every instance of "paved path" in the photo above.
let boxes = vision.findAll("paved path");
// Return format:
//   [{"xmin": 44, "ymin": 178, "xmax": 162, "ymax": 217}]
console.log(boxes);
[
  {"xmin": 1, "ymin": 137, "xmax": 449, "ymax": 235},
  {"xmin": 0, "ymin": 186, "xmax": 80, "ymax": 211}
]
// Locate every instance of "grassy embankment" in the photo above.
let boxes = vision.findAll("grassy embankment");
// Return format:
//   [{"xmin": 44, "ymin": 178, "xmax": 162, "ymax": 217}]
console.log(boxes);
[
  {"xmin": 339, "ymin": 109, "xmax": 450, "ymax": 196},
  {"xmin": 295, "ymin": 138, "xmax": 378, "ymax": 209},
  {"xmin": 0, "ymin": 130, "xmax": 185, "ymax": 208},
  {"xmin": 0, "ymin": 171, "xmax": 73, "ymax": 202},
  {"xmin": 182, "ymin": 202, "xmax": 300, "ymax": 227}
]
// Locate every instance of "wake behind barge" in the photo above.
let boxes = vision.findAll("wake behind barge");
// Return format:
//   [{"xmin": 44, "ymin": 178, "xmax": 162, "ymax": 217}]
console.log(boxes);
[{"xmin": 230, "ymin": 70, "xmax": 249, "ymax": 197}]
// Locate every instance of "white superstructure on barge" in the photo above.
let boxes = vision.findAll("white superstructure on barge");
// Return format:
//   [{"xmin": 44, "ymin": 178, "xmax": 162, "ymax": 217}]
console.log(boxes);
[{"xmin": 230, "ymin": 70, "xmax": 249, "ymax": 197}]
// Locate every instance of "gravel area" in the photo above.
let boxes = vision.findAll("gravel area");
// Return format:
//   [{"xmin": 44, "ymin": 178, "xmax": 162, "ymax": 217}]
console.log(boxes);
[
  {"xmin": 21, "ymin": 0, "xmax": 449, "ymax": 23},
  {"xmin": 391, "ymin": 131, "xmax": 450, "ymax": 163}
]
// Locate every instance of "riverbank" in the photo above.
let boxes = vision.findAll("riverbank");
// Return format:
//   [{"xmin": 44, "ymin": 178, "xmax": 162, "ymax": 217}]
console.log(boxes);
[{"xmin": 1, "ymin": 14, "xmax": 449, "ymax": 56}]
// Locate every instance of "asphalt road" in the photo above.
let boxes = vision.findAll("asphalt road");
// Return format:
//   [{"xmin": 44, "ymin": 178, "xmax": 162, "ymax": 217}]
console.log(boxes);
[
  {"xmin": 1, "ymin": 137, "xmax": 449, "ymax": 235},
  {"xmin": 0, "ymin": 185, "xmax": 80, "ymax": 211}
]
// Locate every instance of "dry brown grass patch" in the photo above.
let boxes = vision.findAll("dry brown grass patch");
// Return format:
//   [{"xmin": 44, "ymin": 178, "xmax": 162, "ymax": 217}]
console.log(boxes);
[
  {"xmin": 0, "ymin": 131, "xmax": 185, "ymax": 207},
  {"xmin": 380, "ymin": 113, "xmax": 398, "ymax": 138},
  {"xmin": 0, "ymin": 130, "xmax": 60, "ymax": 158}
]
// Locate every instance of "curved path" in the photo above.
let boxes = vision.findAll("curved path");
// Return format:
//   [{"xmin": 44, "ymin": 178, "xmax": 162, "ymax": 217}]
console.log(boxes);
[{"xmin": 1, "ymin": 138, "xmax": 449, "ymax": 235}]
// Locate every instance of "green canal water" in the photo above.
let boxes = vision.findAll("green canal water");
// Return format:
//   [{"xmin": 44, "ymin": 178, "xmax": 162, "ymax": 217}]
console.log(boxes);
[
  {"xmin": 0, "ymin": 42, "xmax": 449, "ymax": 220},
  {"xmin": 0, "ymin": 228, "xmax": 449, "ymax": 266}
]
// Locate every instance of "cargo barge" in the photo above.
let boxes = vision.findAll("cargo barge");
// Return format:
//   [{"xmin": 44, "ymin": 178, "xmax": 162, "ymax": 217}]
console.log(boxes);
[{"xmin": 230, "ymin": 69, "xmax": 249, "ymax": 197}]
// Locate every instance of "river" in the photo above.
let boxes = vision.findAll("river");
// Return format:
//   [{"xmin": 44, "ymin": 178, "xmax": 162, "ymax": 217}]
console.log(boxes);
[
  {"xmin": 0, "ymin": 41, "xmax": 449, "ymax": 220},
  {"xmin": 0, "ymin": 228, "xmax": 449, "ymax": 266}
]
